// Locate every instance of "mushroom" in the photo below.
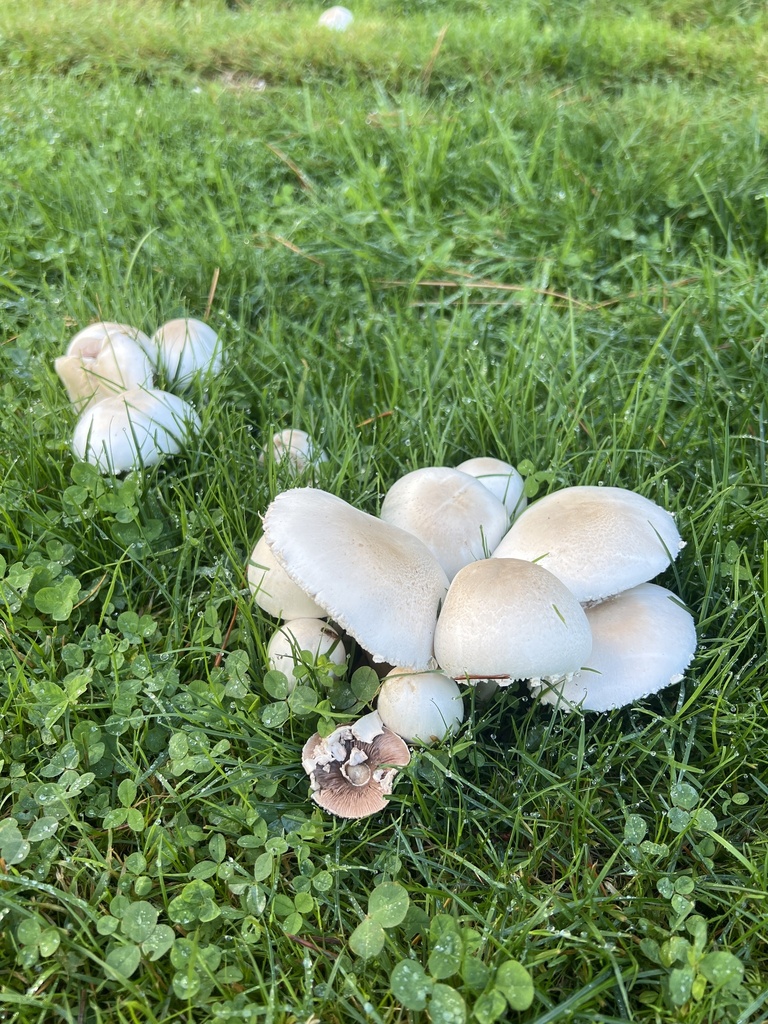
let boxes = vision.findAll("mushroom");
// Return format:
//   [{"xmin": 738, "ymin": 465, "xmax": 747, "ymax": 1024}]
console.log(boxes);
[
  {"xmin": 247, "ymin": 535, "xmax": 326, "ymax": 620},
  {"xmin": 267, "ymin": 617, "xmax": 346, "ymax": 692},
  {"xmin": 491, "ymin": 485, "xmax": 685, "ymax": 605},
  {"xmin": 434, "ymin": 558, "xmax": 592, "ymax": 685},
  {"xmin": 531, "ymin": 582, "xmax": 697, "ymax": 711},
  {"xmin": 146, "ymin": 318, "xmax": 222, "ymax": 387},
  {"xmin": 302, "ymin": 711, "xmax": 410, "ymax": 819},
  {"xmin": 379, "ymin": 467, "xmax": 509, "ymax": 581},
  {"xmin": 263, "ymin": 488, "xmax": 450, "ymax": 670},
  {"xmin": 318, "ymin": 5, "xmax": 353, "ymax": 30},
  {"xmin": 376, "ymin": 668, "xmax": 464, "ymax": 744},
  {"xmin": 71, "ymin": 387, "xmax": 201, "ymax": 474},
  {"xmin": 55, "ymin": 323, "xmax": 154, "ymax": 412},
  {"xmin": 263, "ymin": 429, "xmax": 328, "ymax": 472},
  {"xmin": 455, "ymin": 457, "xmax": 527, "ymax": 520}
]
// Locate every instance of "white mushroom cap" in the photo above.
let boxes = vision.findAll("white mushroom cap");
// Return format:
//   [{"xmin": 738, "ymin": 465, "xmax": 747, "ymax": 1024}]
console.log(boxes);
[
  {"xmin": 267, "ymin": 617, "xmax": 346, "ymax": 692},
  {"xmin": 302, "ymin": 711, "xmax": 411, "ymax": 819},
  {"xmin": 71, "ymin": 387, "xmax": 200, "ymax": 474},
  {"xmin": 455, "ymin": 457, "xmax": 527, "ymax": 519},
  {"xmin": 55, "ymin": 324, "xmax": 154, "ymax": 412},
  {"xmin": 247, "ymin": 535, "xmax": 326, "ymax": 620},
  {"xmin": 532, "ymin": 582, "xmax": 697, "ymax": 711},
  {"xmin": 379, "ymin": 467, "xmax": 509, "ymax": 582},
  {"xmin": 147, "ymin": 318, "xmax": 222, "ymax": 387},
  {"xmin": 376, "ymin": 669, "xmax": 464, "ymax": 744},
  {"xmin": 318, "ymin": 5, "xmax": 353, "ymax": 30},
  {"xmin": 263, "ymin": 429, "xmax": 328, "ymax": 472},
  {"xmin": 434, "ymin": 558, "xmax": 592, "ymax": 685},
  {"xmin": 263, "ymin": 488, "xmax": 450, "ymax": 670},
  {"xmin": 491, "ymin": 485, "xmax": 685, "ymax": 605}
]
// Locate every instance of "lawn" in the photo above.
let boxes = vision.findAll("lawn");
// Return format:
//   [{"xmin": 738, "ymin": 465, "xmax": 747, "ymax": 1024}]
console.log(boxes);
[{"xmin": 1, "ymin": 0, "xmax": 768, "ymax": 1021}]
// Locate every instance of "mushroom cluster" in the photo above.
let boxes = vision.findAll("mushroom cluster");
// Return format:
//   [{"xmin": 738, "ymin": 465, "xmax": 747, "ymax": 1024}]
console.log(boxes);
[
  {"xmin": 249, "ymin": 445, "xmax": 697, "ymax": 819},
  {"xmin": 54, "ymin": 318, "xmax": 221, "ymax": 473}
]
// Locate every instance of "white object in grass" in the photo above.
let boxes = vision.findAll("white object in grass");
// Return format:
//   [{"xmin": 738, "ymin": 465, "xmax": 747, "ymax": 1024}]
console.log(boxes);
[
  {"xmin": 55, "ymin": 322, "xmax": 153, "ymax": 412},
  {"xmin": 71, "ymin": 387, "xmax": 200, "ymax": 473},
  {"xmin": 147, "ymin": 318, "xmax": 222, "ymax": 387},
  {"xmin": 267, "ymin": 617, "xmax": 346, "ymax": 692},
  {"xmin": 377, "ymin": 668, "xmax": 464, "ymax": 744},
  {"xmin": 318, "ymin": 6, "xmax": 353, "ymax": 30}
]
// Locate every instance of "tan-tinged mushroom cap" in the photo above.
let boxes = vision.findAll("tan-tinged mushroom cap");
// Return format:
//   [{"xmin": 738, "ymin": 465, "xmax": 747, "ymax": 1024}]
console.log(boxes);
[
  {"xmin": 263, "ymin": 488, "xmax": 450, "ymax": 670},
  {"xmin": 434, "ymin": 558, "xmax": 592, "ymax": 685},
  {"xmin": 247, "ymin": 535, "xmax": 326, "ymax": 620},
  {"xmin": 55, "ymin": 323, "xmax": 154, "ymax": 412},
  {"xmin": 491, "ymin": 485, "xmax": 685, "ymax": 605},
  {"xmin": 456, "ymin": 457, "xmax": 527, "ymax": 519},
  {"xmin": 379, "ymin": 467, "xmax": 509, "ymax": 582},
  {"xmin": 532, "ymin": 582, "xmax": 697, "ymax": 711},
  {"xmin": 302, "ymin": 711, "xmax": 411, "ymax": 819}
]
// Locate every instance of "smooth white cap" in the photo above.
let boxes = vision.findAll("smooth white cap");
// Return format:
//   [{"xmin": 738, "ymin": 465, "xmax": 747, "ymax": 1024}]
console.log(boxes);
[
  {"xmin": 456, "ymin": 457, "xmax": 527, "ymax": 519},
  {"xmin": 492, "ymin": 485, "xmax": 685, "ymax": 604},
  {"xmin": 434, "ymin": 557, "xmax": 592, "ymax": 684},
  {"xmin": 380, "ymin": 467, "xmax": 509, "ymax": 581},
  {"xmin": 266, "ymin": 617, "xmax": 346, "ymax": 692},
  {"xmin": 147, "ymin": 318, "xmax": 222, "ymax": 386},
  {"xmin": 247, "ymin": 535, "xmax": 326, "ymax": 620},
  {"xmin": 318, "ymin": 6, "xmax": 353, "ymax": 30},
  {"xmin": 263, "ymin": 487, "xmax": 450, "ymax": 670},
  {"xmin": 72, "ymin": 387, "xmax": 200, "ymax": 473},
  {"xmin": 377, "ymin": 669, "xmax": 464, "ymax": 744},
  {"xmin": 532, "ymin": 582, "xmax": 697, "ymax": 711}
]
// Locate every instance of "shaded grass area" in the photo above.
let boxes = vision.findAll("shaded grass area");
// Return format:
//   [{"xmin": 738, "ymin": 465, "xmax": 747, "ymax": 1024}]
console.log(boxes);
[{"xmin": 1, "ymin": 3, "xmax": 768, "ymax": 1021}]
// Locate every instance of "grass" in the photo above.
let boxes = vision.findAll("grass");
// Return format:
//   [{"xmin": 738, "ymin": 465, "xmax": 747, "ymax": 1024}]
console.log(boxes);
[{"xmin": 1, "ymin": 0, "xmax": 768, "ymax": 1020}]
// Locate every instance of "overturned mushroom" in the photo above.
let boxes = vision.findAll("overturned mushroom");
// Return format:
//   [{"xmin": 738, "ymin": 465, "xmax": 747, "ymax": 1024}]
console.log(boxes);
[{"xmin": 302, "ymin": 711, "xmax": 410, "ymax": 819}]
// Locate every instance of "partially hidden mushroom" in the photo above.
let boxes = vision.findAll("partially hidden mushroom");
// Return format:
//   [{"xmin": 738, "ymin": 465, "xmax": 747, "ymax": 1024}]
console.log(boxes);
[
  {"xmin": 147, "ymin": 318, "xmax": 222, "ymax": 387},
  {"xmin": 263, "ymin": 429, "xmax": 328, "ymax": 472},
  {"xmin": 302, "ymin": 711, "xmax": 410, "ymax": 819},
  {"xmin": 531, "ymin": 582, "xmax": 697, "ymax": 711},
  {"xmin": 247, "ymin": 534, "xmax": 326, "ymax": 620},
  {"xmin": 263, "ymin": 487, "xmax": 450, "ymax": 670},
  {"xmin": 455, "ymin": 457, "xmax": 527, "ymax": 520},
  {"xmin": 491, "ymin": 485, "xmax": 685, "ymax": 605},
  {"xmin": 267, "ymin": 617, "xmax": 346, "ymax": 692},
  {"xmin": 434, "ymin": 557, "xmax": 592, "ymax": 685},
  {"xmin": 71, "ymin": 387, "xmax": 201, "ymax": 473},
  {"xmin": 55, "ymin": 322, "xmax": 153, "ymax": 412},
  {"xmin": 376, "ymin": 668, "xmax": 464, "ymax": 744},
  {"xmin": 379, "ymin": 467, "xmax": 509, "ymax": 581}
]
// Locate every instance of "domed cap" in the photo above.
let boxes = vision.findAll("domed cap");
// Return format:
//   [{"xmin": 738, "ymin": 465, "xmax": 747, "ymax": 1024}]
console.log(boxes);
[
  {"xmin": 492, "ymin": 485, "xmax": 685, "ymax": 604},
  {"xmin": 380, "ymin": 467, "xmax": 509, "ymax": 582},
  {"xmin": 72, "ymin": 387, "xmax": 200, "ymax": 474},
  {"xmin": 434, "ymin": 558, "xmax": 592, "ymax": 684},
  {"xmin": 455, "ymin": 457, "xmax": 526, "ymax": 519},
  {"xmin": 147, "ymin": 318, "xmax": 222, "ymax": 386},
  {"xmin": 376, "ymin": 668, "xmax": 464, "ymax": 744},
  {"xmin": 302, "ymin": 711, "xmax": 410, "ymax": 819},
  {"xmin": 263, "ymin": 488, "xmax": 450, "ymax": 670},
  {"xmin": 532, "ymin": 582, "xmax": 697, "ymax": 711}
]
